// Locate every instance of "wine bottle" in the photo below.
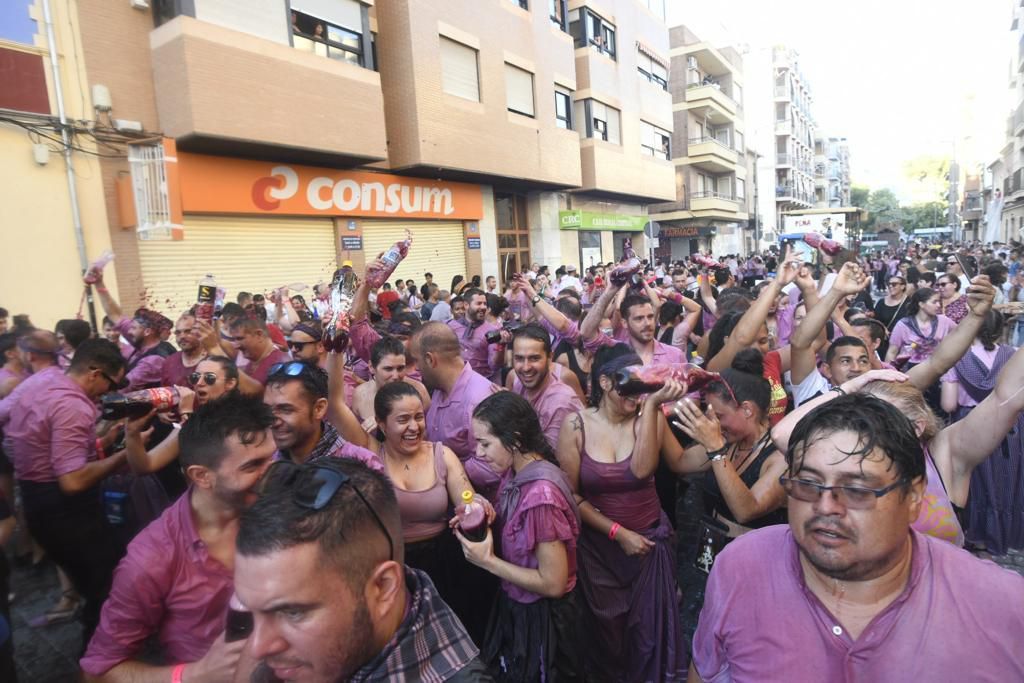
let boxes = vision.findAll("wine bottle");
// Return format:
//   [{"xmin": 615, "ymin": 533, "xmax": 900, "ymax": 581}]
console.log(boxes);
[{"xmin": 613, "ymin": 363, "xmax": 720, "ymax": 397}]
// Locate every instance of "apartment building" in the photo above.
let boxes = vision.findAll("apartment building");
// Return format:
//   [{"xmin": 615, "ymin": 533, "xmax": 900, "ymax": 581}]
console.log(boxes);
[
  {"xmin": 0, "ymin": 0, "xmax": 119, "ymax": 328},
  {"xmin": 16, "ymin": 0, "xmax": 672, "ymax": 314},
  {"xmin": 649, "ymin": 24, "xmax": 755, "ymax": 259},
  {"xmin": 988, "ymin": 0, "xmax": 1024, "ymax": 244},
  {"xmin": 813, "ymin": 133, "xmax": 851, "ymax": 209}
]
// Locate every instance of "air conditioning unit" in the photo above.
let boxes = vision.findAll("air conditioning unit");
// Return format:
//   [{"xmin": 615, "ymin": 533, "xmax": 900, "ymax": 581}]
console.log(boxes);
[{"xmin": 130, "ymin": 0, "xmax": 149, "ymax": 9}]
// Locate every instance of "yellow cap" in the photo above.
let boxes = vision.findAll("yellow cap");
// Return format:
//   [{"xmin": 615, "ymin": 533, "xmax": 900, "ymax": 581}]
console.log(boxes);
[
  {"xmin": 342, "ymin": 260, "xmax": 353, "ymax": 267},
  {"xmin": 461, "ymin": 490, "xmax": 474, "ymax": 504}
]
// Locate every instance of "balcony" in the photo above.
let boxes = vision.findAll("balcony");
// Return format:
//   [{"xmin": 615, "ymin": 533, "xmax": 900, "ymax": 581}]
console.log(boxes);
[
  {"xmin": 684, "ymin": 83, "xmax": 737, "ymax": 119},
  {"xmin": 774, "ymin": 84, "xmax": 789, "ymax": 100},
  {"xmin": 685, "ymin": 136, "xmax": 738, "ymax": 173},
  {"xmin": 150, "ymin": 16, "xmax": 387, "ymax": 164},
  {"xmin": 775, "ymin": 119, "xmax": 792, "ymax": 136},
  {"xmin": 776, "ymin": 153, "xmax": 792, "ymax": 167},
  {"xmin": 690, "ymin": 191, "xmax": 742, "ymax": 219},
  {"xmin": 1015, "ymin": 101, "xmax": 1024, "ymax": 137},
  {"xmin": 776, "ymin": 185, "xmax": 814, "ymax": 206}
]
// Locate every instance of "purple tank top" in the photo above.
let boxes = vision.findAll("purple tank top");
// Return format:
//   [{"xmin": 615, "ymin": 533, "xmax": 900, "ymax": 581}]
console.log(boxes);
[
  {"xmin": 578, "ymin": 414, "xmax": 661, "ymax": 532},
  {"xmin": 911, "ymin": 446, "xmax": 965, "ymax": 547},
  {"xmin": 383, "ymin": 442, "xmax": 450, "ymax": 543}
]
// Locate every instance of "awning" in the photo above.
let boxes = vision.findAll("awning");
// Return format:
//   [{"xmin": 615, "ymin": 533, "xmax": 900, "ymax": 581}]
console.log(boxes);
[{"xmin": 636, "ymin": 40, "xmax": 668, "ymax": 69}]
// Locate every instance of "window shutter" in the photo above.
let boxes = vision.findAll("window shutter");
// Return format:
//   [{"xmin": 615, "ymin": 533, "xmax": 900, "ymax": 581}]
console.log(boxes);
[
  {"xmin": 440, "ymin": 37, "xmax": 480, "ymax": 102},
  {"xmin": 505, "ymin": 64, "xmax": 535, "ymax": 116},
  {"xmin": 606, "ymin": 106, "xmax": 621, "ymax": 144},
  {"xmin": 292, "ymin": 0, "xmax": 362, "ymax": 31}
]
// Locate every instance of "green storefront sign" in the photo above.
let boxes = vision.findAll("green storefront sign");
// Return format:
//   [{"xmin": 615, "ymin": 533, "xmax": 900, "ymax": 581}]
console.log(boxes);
[{"xmin": 558, "ymin": 210, "xmax": 647, "ymax": 232}]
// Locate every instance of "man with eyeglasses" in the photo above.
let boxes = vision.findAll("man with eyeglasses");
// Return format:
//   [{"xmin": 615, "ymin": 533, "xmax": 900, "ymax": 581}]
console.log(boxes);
[
  {"xmin": 235, "ymin": 458, "xmax": 490, "ymax": 682},
  {"xmin": 160, "ymin": 313, "xmax": 208, "ymax": 389},
  {"xmin": 82, "ymin": 395, "xmax": 277, "ymax": 682},
  {"xmin": 264, "ymin": 361, "xmax": 380, "ymax": 471},
  {"xmin": 689, "ymin": 394, "xmax": 1024, "ymax": 682},
  {"xmin": 0, "ymin": 339, "xmax": 128, "ymax": 645}
]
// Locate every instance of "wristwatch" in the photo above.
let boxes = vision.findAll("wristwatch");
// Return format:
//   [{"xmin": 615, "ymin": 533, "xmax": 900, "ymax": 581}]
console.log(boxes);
[{"xmin": 531, "ymin": 295, "xmax": 542, "ymax": 306}]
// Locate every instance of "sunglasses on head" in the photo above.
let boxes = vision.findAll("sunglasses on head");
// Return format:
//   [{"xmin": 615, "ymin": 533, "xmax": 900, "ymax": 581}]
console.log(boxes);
[
  {"xmin": 269, "ymin": 361, "xmax": 313, "ymax": 378},
  {"xmin": 188, "ymin": 371, "xmax": 220, "ymax": 386}
]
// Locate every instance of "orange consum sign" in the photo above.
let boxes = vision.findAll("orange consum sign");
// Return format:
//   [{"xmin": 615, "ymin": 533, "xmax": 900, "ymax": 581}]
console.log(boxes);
[{"xmin": 176, "ymin": 153, "xmax": 484, "ymax": 220}]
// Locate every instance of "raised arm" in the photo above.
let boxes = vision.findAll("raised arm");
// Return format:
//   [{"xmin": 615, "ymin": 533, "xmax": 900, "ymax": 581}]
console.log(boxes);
[
  {"xmin": 906, "ymin": 275, "xmax": 996, "ymax": 390},
  {"xmin": 699, "ymin": 271, "xmax": 717, "ymax": 317},
  {"xmin": 324, "ymin": 351, "xmax": 372, "ymax": 450},
  {"xmin": 631, "ymin": 380, "xmax": 686, "ymax": 480},
  {"xmin": 90, "ymin": 273, "xmax": 124, "ymax": 324},
  {"xmin": 580, "ymin": 280, "xmax": 622, "ymax": 341}
]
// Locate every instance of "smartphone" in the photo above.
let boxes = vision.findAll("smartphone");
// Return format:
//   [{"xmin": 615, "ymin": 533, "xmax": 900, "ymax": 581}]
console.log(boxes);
[
  {"xmin": 780, "ymin": 237, "xmax": 817, "ymax": 265},
  {"xmin": 954, "ymin": 254, "xmax": 977, "ymax": 280}
]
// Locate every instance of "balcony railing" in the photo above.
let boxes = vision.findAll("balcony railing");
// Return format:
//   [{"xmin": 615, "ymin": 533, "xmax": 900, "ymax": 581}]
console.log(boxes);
[
  {"xmin": 775, "ymin": 119, "xmax": 792, "ymax": 135},
  {"xmin": 1014, "ymin": 101, "xmax": 1024, "ymax": 135},
  {"xmin": 777, "ymin": 153, "xmax": 792, "ymax": 166},
  {"xmin": 689, "ymin": 135, "xmax": 734, "ymax": 151},
  {"xmin": 774, "ymin": 85, "xmax": 789, "ymax": 98},
  {"xmin": 776, "ymin": 185, "xmax": 814, "ymax": 204},
  {"xmin": 691, "ymin": 191, "xmax": 738, "ymax": 202}
]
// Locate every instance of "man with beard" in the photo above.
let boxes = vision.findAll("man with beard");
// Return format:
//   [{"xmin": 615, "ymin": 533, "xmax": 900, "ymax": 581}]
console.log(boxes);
[
  {"xmin": 91, "ymin": 273, "xmax": 175, "ymax": 390},
  {"xmin": 235, "ymin": 458, "xmax": 489, "ymax": 682},
  {"xmin": 160, "ymin": 313, "xmax": 208, "ymax": 388},
  {"xmin": 351, "ymin": 336, "xmax": 430, "ymax": 425},
  {"xmin": 81, "ymin": 395, "xmax": 277, "ymax": 681},
  {"xmin": 226, "ymin": 316, "xmax": 291, "ymax": 394},
  {"xmin": 689, "ymin": 395, "xmax": 1024, "ymax": 682},
  {"xmin": 447, "ymin": 288, "xmax": 504, "ymax": 381},
  {"xmin": 581, "ymin": 283, "xmax": 684, "ymax": 367},
  {"xmin": 507, "ymin": 324, "xmax": 582, "ymax": 451},
  {"xmin": 263, "ymin": 361, "xmax": 380, "ymax": 471}
]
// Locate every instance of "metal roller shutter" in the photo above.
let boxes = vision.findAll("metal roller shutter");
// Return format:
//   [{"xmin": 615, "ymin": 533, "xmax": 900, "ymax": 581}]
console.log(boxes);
[
  {"xmin": 137, "ymin": 215, "xmax": 336, "ymax": 316},
  {"xmin": 361, "ymin": 220, "xmax": 466, "ymax": 294}
]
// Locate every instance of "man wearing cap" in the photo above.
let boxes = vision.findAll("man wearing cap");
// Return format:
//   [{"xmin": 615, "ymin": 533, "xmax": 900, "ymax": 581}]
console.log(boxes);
[
  {"xmin": 91, "ymin": 274, "xmax": 176, "ymax": 390},
  {"xmin": 554, "ymin": 264, "xmax": 583, "ymax": 296}
]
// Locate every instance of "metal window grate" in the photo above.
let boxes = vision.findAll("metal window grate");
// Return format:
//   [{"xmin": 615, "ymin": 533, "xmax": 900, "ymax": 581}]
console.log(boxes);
[{"xmin": 128, "ymin": 143, "xmax": 179, "ymax": 240}]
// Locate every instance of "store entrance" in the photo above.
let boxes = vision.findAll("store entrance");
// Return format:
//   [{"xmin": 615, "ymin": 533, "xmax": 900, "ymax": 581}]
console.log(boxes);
[{"xmin": 495, "ymin": 192, "xmax": 531, "ymax": 285}]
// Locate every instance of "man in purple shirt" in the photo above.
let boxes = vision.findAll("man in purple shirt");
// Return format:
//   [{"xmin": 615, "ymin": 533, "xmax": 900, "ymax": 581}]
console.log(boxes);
[
  {"xmin": 508, "ymin": 324, "xmax": 583, "ymax": 452},
  {"xmin": 225, "ymin": 316, "xmax": 291, "ymax": 394},
  {"xmin": 81, "ymin": 395, "xmax": 277, "ymax": 681},
  {"xmin": 161, "ymin": 313, "xmax": 207, "ymax": 388},
  {"xmin": 408, "ymin": 322, "xmax": 501, "ymax": 501},
  {"xmin": 581, "ymin": 282, "xmax": 684, "ymax": 367},
  {"xmin": 447, "ymin": 288, "xmax": 504, "ymax": 381},
  {"xmin": 0, "ymin": 339, "xmax": 129, "ymax": 643},
  {"xmin": 690, "ymin": 394, "xmax": 1024, "ymax": 682}
]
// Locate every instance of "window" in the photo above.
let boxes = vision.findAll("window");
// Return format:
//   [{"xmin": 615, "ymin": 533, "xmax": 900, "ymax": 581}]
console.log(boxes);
[
  {"xmin": 555, "ymin": 87, "xmax": 573, "ymax": 129},
  {"xmin": 505, "ymin": 64, "xmax": 535, "ymax": 117},
  {"xmin": 637, "ymin": 51, "xmax": 668, "ymax": 91},
  {"xmin": 734, "ymin": 131, "xmax": 744, "ymax": 152},
  {"xmin": 509, "ymin": 0, "xmax": 528, "ymax": 8},
  {"xmin": 568, "ymin": 8, "xmax": 616, "ymax": 59},
  {"xmin": 549, "ymin": 0, "xmax": 567, "ymax": 30},
  {"xmin": 642, "ymin": 0, "xmax": 666, "ymax": 19},
  {"xmin": 440, "ymin": 37, "xmax": 480, "ymax": 102},
  {"xmin": 290, "ymin": 1, "xmax": 369, "ymax": 68},
  {"xmin": 733, "ymin": 83, "xmax": 743, "ymax": 106},
  {"xmin": 736, "ymin": 178, "xmax": 746, "ymax": 199},
  {"xmin": 641, "ymin": 121, "xmax": 671, "ymax": 160},
  {"xmin": 584, "ymin": 100, "xmax": 620, "ymax": 144}
]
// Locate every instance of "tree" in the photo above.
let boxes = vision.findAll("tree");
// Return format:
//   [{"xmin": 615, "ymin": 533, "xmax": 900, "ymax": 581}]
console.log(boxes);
[{"xmin": 850, "ymin": 185, "xmax": 870, "ymax": 209}]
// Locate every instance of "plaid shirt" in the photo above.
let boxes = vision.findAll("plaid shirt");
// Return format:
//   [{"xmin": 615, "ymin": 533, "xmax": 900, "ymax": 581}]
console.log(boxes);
[
  {"xmin": 349, "ymin": 567, "xmax": 480, "ymax": 682},
  {"xmin": 274, "ymin": 421, "xmax": 384, "ymax": 473}
]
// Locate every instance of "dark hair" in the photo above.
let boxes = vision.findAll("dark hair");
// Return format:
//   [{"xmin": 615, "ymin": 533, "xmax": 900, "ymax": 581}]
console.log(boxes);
[
  {"xmin": 825, "ymin": 336, "xmax": 868, "ymax": 364},
  {"xmin": 56, "ymin": 319, "xmax": 92, "ymax": 350},
  {"xmin": 936, "ymin": 273, "xmax": 961, "ymax": 291},
  {"xmin": 978, "ymin": 310, "xmax": 1004, "ymax": 351},
  {"xmin": 619, "ymin": 294, "xmax": 653, "ymax": 319},
  {"xmin": 371, "ymin": 336, "xmax": 407, "ymax": 368},
  {"xmin": 220, "ymin": 302, "xmax": 246, "ymax": 323},
  {"xmin": 230, "ymin": 316, "xmax": 268, "ymax": 335},
  {"xmin": 0, "ymin": 308, "xmax": 7, "ymax": 319},
  {"xmin": 589, "ymin": 343, "xmax": 641, "ymax": 407},
  {"xmin": 706, "ymin": 348, "xmax": 770, "ymax": 417},
  {"xmin": 0, "ymin": 333, "xmax": 17, "ymax": 358},
  {"xmin": 373, "ymin": 380, "xmax": 421, "ymax": 426},
  {"xmin": 486, "ymin": 293, "xmax": 509, "ymax": 318},
  {"xmin": 178, "ymin": 394, "xmax": 274, "ymax": 470},
  {"xmin": 451, "ymin": 275, "xmax": 465, "ymax": 292},
  {"xmin": 706, "ymin": 310, "xmax": 744, "ymax": 362},
  {"xmin": 472, "ymin": 391, "xmax": 556, "ymax": 464},
  {"xmin": 906, "ymin": 287, "xmax": 937, "ymax": 317},
  {"xmin": 983, "ymin": 262, "xmax": 1009, "ymax": 288},
  {"xmin": 102, "ymin": 315, "xmax": 113, "ymax": 328},
  {"xmin": 850, "ymin": 318, "xmax": 887, "ymax": 343},
  {"xmin": 462, "ymin": 287, "xmax": 485, "ymax": 303},
  {"xmin": 917, "ymin": 272, "xmax": 936, "ymax": 286},
  {"xmin": 786, "ymin": 393, "xmax": 925, "ymax": 490},
  {"xmin": 659, "ymin": 300, "xmax": 683, "ymax": 326},
  {"xmin": 554, "ymin": 296, "xmax": 582, "ymax": 322},
  {"xmin": 716, "ymin": 287, "xmax": 755, "ymax": 316},
  {"xmin": 266, "ymin": 362, "xmax": 329, "ymax": 402},
  {"xmin": 238, "ymin": 458, "xmax": 401, "ymax": 584},
  {"xmin": 906, "ymin": 266, "xmax": 921, "ymax": 285},
  {"xmin": 713, "ymin": 267, "xmax": 731, "ymax": 286},
  {"xmin": 470, "ymin": 275, "xmax": 481, "ymax": 288},
  {"xmin": 201, "ymin": 355, "xmax": 239, "ymax": 382},
  {"xmin": 68, "ymin": 338, "xmax": 125, "ymax": 376},
  {"xmin": 511, "ymin": 323, "xmax": 552, "ymax": 355},
  {"xmin": 236, "ymin": 291, "xmax": 252, "ymax": 304}
]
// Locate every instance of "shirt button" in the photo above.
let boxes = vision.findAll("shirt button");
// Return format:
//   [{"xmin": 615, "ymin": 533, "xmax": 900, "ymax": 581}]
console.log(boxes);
[{"xmin": 832, "ymin": 626, "xmax": 843, "ymax": 636}]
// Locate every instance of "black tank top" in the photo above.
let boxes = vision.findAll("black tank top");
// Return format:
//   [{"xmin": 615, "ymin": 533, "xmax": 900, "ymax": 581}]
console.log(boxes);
[
  {"xmin": 701, "ymin": 438, "xmax": 787, "ymax": 528},
  {"xmin": 553, "ymin": 338, "xmax": 588, "ymax": 393}
]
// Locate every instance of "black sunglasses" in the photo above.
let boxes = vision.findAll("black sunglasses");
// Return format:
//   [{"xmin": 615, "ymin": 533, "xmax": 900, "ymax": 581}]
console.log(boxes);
[
  {"xmin": 94, "ymin": 367, "xmax": 126, "ymax": 390},
  {"xmin": 188, "ymin": 371, "xmax": 220, "ymax": 386},
  {"xmin": 260, "ymin": 461, "xmax": 394, "ymax": 561},
  {"xmin": 287, "ymin": 341, "xmax": 314, "ymax": 352},
  {"xmin": 269, "ymin": 361, "xmax": 313, "ymax": 378}
]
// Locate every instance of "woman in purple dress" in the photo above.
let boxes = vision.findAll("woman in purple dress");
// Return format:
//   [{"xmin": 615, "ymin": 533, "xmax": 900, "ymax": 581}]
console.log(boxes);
[
  {"xmin": 457, "ymin": 391, "xmax": 582, "ymax": 681},
  {"xmin": 557, "ymin": 344, "xmax": 689, "ymax": 682},
  {"xmin": 941, "ymin": 311, "xmax": 1024, "ymax": 555}
]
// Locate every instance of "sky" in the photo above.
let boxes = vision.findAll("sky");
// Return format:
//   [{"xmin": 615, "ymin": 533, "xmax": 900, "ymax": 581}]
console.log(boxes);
[{"xmin": 667, "ymin": 0, "xmax": 1013, "ymax": 202}]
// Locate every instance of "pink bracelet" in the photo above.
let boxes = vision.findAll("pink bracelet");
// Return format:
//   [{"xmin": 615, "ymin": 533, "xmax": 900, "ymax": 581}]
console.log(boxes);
[
  {"xmin": 608, "ymin": 522, "xmax": 621, "ymax": 540},
  {"xmin": 171, "ymin": 663, "xmax": 186, "ymax": 683}
]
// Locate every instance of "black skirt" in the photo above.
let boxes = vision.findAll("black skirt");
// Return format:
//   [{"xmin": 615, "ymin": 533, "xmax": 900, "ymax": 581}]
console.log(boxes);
[{"xmin": 481, "ymin": 585, "xmax": 583, "ymax": 682}]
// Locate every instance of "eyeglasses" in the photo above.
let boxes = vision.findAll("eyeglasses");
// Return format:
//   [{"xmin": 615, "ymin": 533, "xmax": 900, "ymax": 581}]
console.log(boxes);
[
  {"xmin": 287, "ymin": 341, "xmax": 314, "ymax": 352},
  {"xmin": 94, "ymin": 367, "xmax": 124, "ymax": 391},
  {"xmin": 887, "ymin": 281, "xmax": 905, "ymax": 287},
  {"xmin": 260, "ymin": 461, "xmax": 394, "ymax": 561},
  {"xmin": 269, "ymin": 361, "xmax": 313, "ymax": 378},
  {"xmin": 188, "ymin": 371, "xmax": 220, "ymax": 386},
  {"xmin": 779, "ymin": 475, "xmax": 907, "ymax": 510}
]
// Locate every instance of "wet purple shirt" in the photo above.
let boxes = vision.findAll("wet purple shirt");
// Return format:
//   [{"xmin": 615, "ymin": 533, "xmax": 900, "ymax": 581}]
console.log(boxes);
[
  {"xmin": 447, "ymin": 316, "xmax": 502, "ymax": 379},
  {"xmin": 693, "ymin": 526, "xmax": 1024, "ymax": 682},
  {"xmin": 512, "ymin": 374, "xmax": 583, "ymax": 452},
  {"xmin": 0, "ymin": 366, "xmax": 97, "ymax": 483},
  {"xmin": 115, "ymin": 318, "xmax": 165, "ymax": 390},
  {"xmin": 584, "ymin": 329, "xmax": 685, "ymax": 365},
  {"xmin": 425, "ymin": 363, "xmax": 501, "ymax": 500},
  {"xmin": 160, "ymin": 351, "xmax": 200, "ymax": 388},
  {"xmin": 81, "ymin": 489, "xmax": 233, "ymax": 675}
]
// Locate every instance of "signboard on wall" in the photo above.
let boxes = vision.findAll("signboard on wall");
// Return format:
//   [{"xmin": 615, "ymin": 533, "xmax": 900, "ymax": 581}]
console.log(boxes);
[
  {"xmin": 559, "ymin": 210, "xmax": 647, "ymax": 231},
  {"xmin": 783, "ymin": 213, "xmax": 846, "ymax": 240}
]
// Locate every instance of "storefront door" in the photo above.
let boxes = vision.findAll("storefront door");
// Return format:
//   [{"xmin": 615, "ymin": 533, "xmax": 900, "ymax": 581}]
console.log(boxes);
[{"xmin": 495, "ymin": 192, "xmax": 530, "ymax": 285}]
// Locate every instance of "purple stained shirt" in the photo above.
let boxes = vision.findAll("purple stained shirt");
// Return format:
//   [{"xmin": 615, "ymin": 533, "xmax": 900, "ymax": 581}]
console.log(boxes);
[
  {"xmin": 511, "ymin": 374, "xmax": 583, "ymax": 452},
  {"xmin": 889, "ymin": 315, "xmax": 956, "ymax": 364},
  {"xmin": 692, "ymin": 526, "xmax": 1024, "ymax": 682},
  {"xmin": 495, "ymin": 474, "xmax": 579, "ymax": 604},
  {"xmin": 447, "ymin": 317, "xmax": 502, "ymax": 379},
  {"xmin": 160, "ymin": 351, "xmax": 199, "ymax": 388},
  {"xmin": 538, "ymin": 317, "xmax": 581, "ymax": 352},
  {"xmin": 425, "ymin": 362, "xmax": 501, "ymax": 500},
  {"xmin": 115, "ymin": 318, "xmax": 165, "ymax": 390},
  {"xmin": 0, "ymin": 366, "xmax": 97, "ymax": 483},
  {"xmin": 584, "ymin": 328, "xmax": 686, "ymax": 365},
  {"xmin": 244, "ymin": 348, "xmax": 292, "ymax": 386},
  {"xmin": 80, "ymin": 490, "xmax": 233, "ymax": 676}
]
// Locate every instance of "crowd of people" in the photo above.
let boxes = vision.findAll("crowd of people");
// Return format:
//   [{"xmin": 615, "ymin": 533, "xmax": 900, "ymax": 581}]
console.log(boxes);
[{"xmin": 0, "ymin": 236, "xmax": 1022, "ymax": 681}]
